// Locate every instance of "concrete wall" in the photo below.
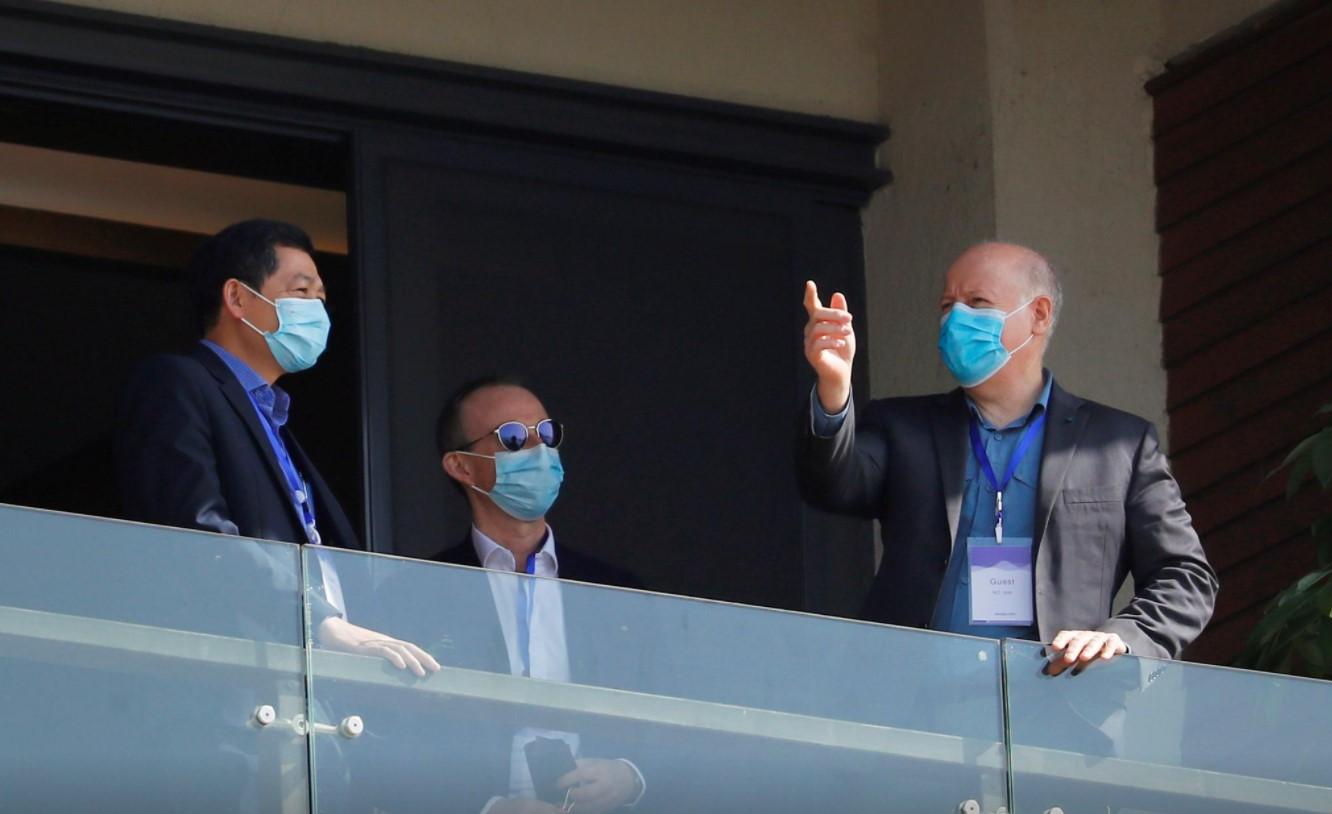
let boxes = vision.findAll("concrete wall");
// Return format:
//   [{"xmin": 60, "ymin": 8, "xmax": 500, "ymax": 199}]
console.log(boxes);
[
  {"xmin": 984, "ymin": 0, "xmax": 1166, "ymax": 428},
  {"xmin": 1161, "ymin": 0, "xmax": 1284, "ymax": 57},
  {"xmin": 864, "ymin": 0, "xmax": 996, "ymax": 401},
  {"xmin": 863, "ymin": 0, "xmax": 1276, "ymax": 442},
  {"xmin": 62, "ymin": 0, "xmax": 881, "ymax": 122}
]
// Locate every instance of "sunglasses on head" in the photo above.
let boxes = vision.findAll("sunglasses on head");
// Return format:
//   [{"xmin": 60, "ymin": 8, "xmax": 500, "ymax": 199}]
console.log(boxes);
[{"xmin": 462, "ymin": 419, "xmax": 564, "ymax": 453}]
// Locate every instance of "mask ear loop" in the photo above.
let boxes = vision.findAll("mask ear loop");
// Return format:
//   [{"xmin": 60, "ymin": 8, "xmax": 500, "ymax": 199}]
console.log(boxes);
[
  {"xmin": 1009, "ymin": 332, "xmax": 1036, "ymax": 356},
  {"xmin": 1004, "ymin": 296, "xmax": 1041, "ymax": 356},
  {"xmin": 236, "ymin": 280, "xmax": 280, "ymax": 337},
  {"xmin": 448, "ymin": 450, "xmax": 496, "ymax": 497},
  {"xmin": 1003, "ymin": 296, "xmax": 1038, "ymax": 318}
]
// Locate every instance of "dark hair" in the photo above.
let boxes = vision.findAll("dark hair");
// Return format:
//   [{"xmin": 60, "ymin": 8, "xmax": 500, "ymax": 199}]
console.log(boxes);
[
  {"xmin": 436, "ymin": 375, "xmax": 528, "ymax": 497},
  {"xmin": 435, "ymin": 375, "xmax": 527, "ymax": 456},
  {"xmin": 189, "ymin": 219, "xmax": 315, "ymax": 336}
]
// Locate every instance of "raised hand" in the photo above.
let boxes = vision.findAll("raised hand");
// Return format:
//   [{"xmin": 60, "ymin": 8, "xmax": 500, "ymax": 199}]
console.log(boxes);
[{"xmin": 802, "ymin": 280, "xmax": 856, "ymax": 413}]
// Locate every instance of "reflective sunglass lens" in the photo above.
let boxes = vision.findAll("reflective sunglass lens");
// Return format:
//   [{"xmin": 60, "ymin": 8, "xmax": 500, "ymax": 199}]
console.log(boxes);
[
  {"xmin": 538, "ymin": 420, "xmax": 563, "ymax": 448},
  {"xmin": 495, "ymin": 422, "xmax": 529, "ymax": 451}
]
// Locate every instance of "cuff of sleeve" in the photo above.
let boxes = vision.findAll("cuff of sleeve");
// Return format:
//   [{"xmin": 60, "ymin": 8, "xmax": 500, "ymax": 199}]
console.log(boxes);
[
  {"xmin": 616, "ymin": 759, "xmax": 646, "ymax": 808},
  {"xmin": 809, "ymin": 386, "xmax": 850, "ymax": 438},
  {"xmin": 479, "ymin": 796, "xmax": 504, "ymax": 814},
  {"xmin": 309, "ymin": 592, "xmax": 344, "ymax": 628}
]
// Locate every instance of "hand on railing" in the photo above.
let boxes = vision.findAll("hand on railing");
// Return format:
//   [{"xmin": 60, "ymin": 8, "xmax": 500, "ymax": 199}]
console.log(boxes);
[
  {"xmin": 316, "ymin": 616, "xmax": 441, "ymax": 677},
  {"xmin": 1044, "ymin": 630, "xmax": 1128, "ymax": 676}
]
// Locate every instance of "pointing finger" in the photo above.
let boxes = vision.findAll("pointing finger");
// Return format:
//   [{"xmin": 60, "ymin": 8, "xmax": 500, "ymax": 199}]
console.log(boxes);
[
  {"xmin": 830, "ymin": 291, "xmax": 849, "ymax": 311},
  {"xmin": 803, "ymin": 280, "xmax": 823, "ymax": 316}
]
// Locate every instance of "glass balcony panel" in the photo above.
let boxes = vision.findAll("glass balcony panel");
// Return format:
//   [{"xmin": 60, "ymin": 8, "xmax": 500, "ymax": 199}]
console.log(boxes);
[
  {"xmin": 304, "ymin": 547, "xmax": 1008, "ymax": 814},
  {"xmin": 1003, "ymin": 639, "xmax": 1332, "ymax": 814},
  {"xmin": 0, "ymin": 504, "xmax": 310, "ymax": 814}
]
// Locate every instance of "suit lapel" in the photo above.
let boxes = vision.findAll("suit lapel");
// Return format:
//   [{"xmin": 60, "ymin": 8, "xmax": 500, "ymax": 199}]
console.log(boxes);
[
  {"xmin": 1035, "ymin": 380, "xmax": 1087, "ymax": 552},
  {"xmin": 930, "ymin": 390, "xmax": 969, "ymax": 545},
  {"xmin": 447, "ymin": 539, "xmax": 517, "ymax": 672},
  {"xmin": 190, "ymin": 345, "xmax": 305, "ymax": 532}
]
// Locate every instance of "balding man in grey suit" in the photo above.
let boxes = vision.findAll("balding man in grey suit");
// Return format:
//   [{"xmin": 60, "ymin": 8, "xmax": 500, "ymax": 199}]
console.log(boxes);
[{"xmin": 797, "ymin": 243, "xmax": 1217, "ymax": 674}]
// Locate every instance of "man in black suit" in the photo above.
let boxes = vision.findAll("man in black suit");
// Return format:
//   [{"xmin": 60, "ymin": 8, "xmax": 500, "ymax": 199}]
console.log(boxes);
[
  {"xmin": 116, "ymin": 218, "xmax": 437, "ymax": 673},
  {"xmin": 797, "ymin": 242, "xmax": 1217, "ymax": 672},
  {"xmin": 409, "ymin": 377, "xmax": 648, "ymax": 814}
]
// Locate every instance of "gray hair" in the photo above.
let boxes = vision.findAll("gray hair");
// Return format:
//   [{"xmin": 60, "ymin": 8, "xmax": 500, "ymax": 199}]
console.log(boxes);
[{"xmin": 1023, "ymin": 252, "xmax": 1062, "ymax": 338}]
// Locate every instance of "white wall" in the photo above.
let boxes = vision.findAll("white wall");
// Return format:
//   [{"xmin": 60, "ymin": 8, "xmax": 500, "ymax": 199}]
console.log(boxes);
[
  {"xmin": 985, "ymin": 0, "xmax": 1166, "ymax": 430},
  {"xmin": 864, "ymin": 0, "xmax": 996, "ymax": 400},
  {"xmin": 61, "ymin": 0, "xmax": 882, "ymax": 122}
]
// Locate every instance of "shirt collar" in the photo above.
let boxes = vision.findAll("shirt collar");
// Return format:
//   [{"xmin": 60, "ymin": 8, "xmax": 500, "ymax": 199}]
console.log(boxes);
[
  {"xmin": 470, "ymin": 524, "xmax": 559, "ymax": 574},
  {"xmin": 200, "ymin": 340, "xmax": 290, "ymax": 427},
  {"xmin": 965, "ymin": 369, "xmax": 1053, "ymax": 430}
]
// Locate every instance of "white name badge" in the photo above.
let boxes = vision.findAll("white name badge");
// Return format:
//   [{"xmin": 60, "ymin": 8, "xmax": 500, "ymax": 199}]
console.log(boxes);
[{"xmin": 968, "ymin": 536, "xmax": 1034, "ymax": 626}]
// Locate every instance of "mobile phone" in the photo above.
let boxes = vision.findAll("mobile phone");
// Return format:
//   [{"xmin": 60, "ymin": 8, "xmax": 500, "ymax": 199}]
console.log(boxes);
[{"xmin": 524, "ymin": 736, "xmax": 578, "ymax": 805}]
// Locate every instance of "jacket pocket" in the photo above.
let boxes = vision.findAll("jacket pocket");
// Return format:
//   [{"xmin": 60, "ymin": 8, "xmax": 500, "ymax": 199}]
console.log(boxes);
[
  {"xmin": 1057, "ymin": 486, "xmax": 1126, "ymax": 614},
  {"xmin": 1061, "ymin": 485, "xmax": 1125, "ymax": 505}
]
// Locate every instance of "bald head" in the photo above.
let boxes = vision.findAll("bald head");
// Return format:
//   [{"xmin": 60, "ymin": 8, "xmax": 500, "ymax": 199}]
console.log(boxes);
[
  {"xmin": 458, "ymin": 385, "xmax": 548, "ymax": 448},
  {"xmin": 947, "ymin": 242, "xmax": 1062, "ymax": 336}
]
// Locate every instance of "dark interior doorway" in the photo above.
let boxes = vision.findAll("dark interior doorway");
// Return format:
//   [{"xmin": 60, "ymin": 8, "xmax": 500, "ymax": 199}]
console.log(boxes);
[{"xmin": 0, "ymin": 102, "xmax": 364, "ymax": 537}]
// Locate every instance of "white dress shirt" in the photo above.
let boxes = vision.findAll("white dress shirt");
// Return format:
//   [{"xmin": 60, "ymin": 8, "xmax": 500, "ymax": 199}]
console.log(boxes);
[{"xmin": 470, "ymin": 526, "xmax": 643, "ymax": 812}]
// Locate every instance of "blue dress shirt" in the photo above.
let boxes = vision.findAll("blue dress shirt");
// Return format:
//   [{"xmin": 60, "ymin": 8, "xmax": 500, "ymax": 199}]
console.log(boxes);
[
  {"xmin": 810, "ymin": 372, "xmax": 1053, "ymax": 640},
  {"xmin": 200, "ymin": 340, "xmax": 318, "ymax": 543}
]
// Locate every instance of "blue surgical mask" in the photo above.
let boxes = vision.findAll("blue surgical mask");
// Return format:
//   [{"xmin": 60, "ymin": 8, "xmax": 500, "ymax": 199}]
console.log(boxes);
[
  {"xmin": 460, "ymin": 444, "xmax": 564, "ymax": 522},
  {"xmin": 240, "ymin": 282, "xmax": 331, "ymax": 373},
  {"xmin": 937, "ymin": 298, "xmax": 1035, "ymax": 388}
]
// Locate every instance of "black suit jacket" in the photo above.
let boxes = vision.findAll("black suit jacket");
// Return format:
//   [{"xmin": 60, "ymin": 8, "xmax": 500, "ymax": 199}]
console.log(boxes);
[
  {"xmin": 797, "ymin": 378, "xmax": 1218, "ymax": 659},
  {"xmin": 115, "ymin": 343, "xmax": 361, "ymax": 633}
]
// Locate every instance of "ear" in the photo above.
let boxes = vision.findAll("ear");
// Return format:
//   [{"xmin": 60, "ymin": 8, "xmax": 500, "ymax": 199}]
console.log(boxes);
[
  {"xmin": 220, "ymin": 279, "xmax": 248, "ymax": 322},
  {"xmin": 1030, "ymin": 295, "xmax": 1055, "ymax": 336},
  {"xmin": 441, "ymin": 451, "xmax": 473, "ymax": 487}
]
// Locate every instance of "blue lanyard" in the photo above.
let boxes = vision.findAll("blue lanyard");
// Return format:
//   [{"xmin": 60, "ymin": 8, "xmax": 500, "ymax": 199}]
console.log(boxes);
[
  {"xmin": 515, "ymin": 553, "xmax": 537, "ymax": 677},
  {"xmin": 251, "ymin": 396, "xmax": 320, "ymax": 544},
  {"xmin": 967, "ymin": 410, "xmax": 1047, "ymax": 543}
]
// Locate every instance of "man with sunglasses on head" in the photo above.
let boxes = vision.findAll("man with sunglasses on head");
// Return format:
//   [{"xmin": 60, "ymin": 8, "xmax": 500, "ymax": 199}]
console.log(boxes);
[{"xmin": 382, "ymin": 376, "xmax": 647, "ymax": 814}]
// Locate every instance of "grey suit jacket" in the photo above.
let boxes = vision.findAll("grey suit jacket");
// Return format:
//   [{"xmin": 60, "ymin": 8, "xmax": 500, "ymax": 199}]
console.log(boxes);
[{"xmin": 796, "ymin": 378, "xmax": 1218, "ymax": 659}]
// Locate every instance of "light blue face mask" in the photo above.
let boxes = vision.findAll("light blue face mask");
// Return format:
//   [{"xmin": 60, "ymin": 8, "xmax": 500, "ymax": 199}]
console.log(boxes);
[
  {"xmin": 459, "ymin": 444, "xmax": 564, "ymax": 522},
  {"xmin": 240, "ymin": 282, "xmax": 331, "ymax": 373},
  {"xmin": 937, "ymin": 298, "xmax": 1035, "ymax": 388}
]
